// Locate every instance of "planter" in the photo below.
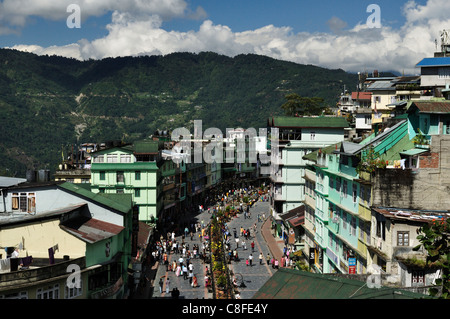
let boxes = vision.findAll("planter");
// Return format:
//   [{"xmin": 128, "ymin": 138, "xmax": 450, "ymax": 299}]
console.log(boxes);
[{"xmin": 415, "ymin": 144, "xmax": 430, "ymax": 150}]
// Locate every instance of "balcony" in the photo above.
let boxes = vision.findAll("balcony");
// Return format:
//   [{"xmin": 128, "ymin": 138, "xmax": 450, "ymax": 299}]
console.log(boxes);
[
  {"xmin": 273, "ymin": 192, "xmax": 283, "ymax": 201},
  {"xmin": 271, "ymin": 173, "xmax": 283, "ymax": 183},
  {"xmin": 0, "ymin": 257, "xmax": 85, "ymax": 290}
]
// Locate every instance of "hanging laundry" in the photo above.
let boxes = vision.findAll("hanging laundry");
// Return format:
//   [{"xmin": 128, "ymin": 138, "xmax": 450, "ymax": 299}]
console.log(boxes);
[
  {"xmin": 21, "ymin": 256, "xmax": 33, "ymax": 268},
  {"xmin": 0, "ymin": 258, "xmax": 10, "ymax": 273},
  {"xmin": 10, "ymin": 258, "xmax": 19, "ymax": 271}
]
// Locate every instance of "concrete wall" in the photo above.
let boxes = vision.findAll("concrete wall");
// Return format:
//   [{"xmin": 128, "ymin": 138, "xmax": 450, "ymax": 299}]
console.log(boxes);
[{"xmin": 372, "ymin": 136, "xmax": 450, "ymax": 210}]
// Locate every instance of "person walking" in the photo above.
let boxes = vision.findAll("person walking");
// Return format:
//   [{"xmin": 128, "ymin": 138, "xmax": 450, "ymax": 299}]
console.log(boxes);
[
  {"xmin": 165, "ymin": 277, "xmax": 170, "ymax": 294},
  {"xmin": 249, "ymin": 254, "xmax": 253, "ymax": 266},
  {"xmin": 259, "ymin": 252, "xmax": 263, "ymax": 265},
  {"xmin": 183, "ymin": 264, "xmax": 188, "ymax": 280},
  {"xmin": 159, "ymin": 277, "xmax": 164, "ymax": 294},
  {"xmin": 266, "ymin": 253, "xmax": 271, "ymax": 265},
  {"xmin": 251, "ymin": 241, "xmax": 255, "ymax": 252}
]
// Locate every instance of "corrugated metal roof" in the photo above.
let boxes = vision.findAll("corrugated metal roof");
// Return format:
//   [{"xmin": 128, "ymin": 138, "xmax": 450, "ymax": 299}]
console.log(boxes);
[
  {"xmin": 408, "ymin": 101, "xmax": 450, "ymax": 114},
  {"xmin": 351, "ymin": 92, "xmax": 372, "ymax": 100},
  {"xmin": 253, "ymin": 268, "xmax": 428, "ymax": 299},
  {"xmin": 60, "ymin": 216, "xmax": 125, "ymax": 244},
  {"xmin": 268, "ymin": 116, "xmax": 349, "ymax": 128},
  {"xmin": 366, "ymin": 80, "xmax": 396, "ymax": 91},
  {"xmin": 0, "ymin": 176, "xmax": 26, "ymax": 188},
  {"xmin": 416, "ymin": 57, "xmax": 450, "ymax": 67},
  {"xmin": 59, "ymin": 182, "xmax": 132, "ymax": 214}
]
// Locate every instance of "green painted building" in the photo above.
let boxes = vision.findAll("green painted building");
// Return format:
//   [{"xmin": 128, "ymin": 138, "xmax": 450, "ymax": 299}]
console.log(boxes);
[{"xmin": 90, "ymin": 140, "xmax": 163, "ymax": 223}]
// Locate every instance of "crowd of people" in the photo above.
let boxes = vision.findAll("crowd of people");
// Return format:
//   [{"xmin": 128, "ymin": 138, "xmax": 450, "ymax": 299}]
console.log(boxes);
[{"xmin": 145, "ymin": 182, "xmax": 302, "ymax": 298}]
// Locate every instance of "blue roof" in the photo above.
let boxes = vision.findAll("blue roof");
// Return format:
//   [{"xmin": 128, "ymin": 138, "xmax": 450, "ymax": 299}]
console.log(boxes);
[{"xmin": 416, "ymin": 57, "xmax": 450, "ymax": 67}]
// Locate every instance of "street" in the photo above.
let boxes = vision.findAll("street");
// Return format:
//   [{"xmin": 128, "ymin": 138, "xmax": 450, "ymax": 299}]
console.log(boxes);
[{"xmin": 145, "ymin": 198, "xmax": 285, "ymax": 299}]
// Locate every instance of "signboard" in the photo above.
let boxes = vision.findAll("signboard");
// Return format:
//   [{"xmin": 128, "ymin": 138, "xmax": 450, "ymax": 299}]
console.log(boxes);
[
  {"xmin": 288, "ymin": 228, "xmax": 295, "ymax": 244},
  {"xmin": 308, "ymin": 248, "xmax": 315, "ymax": 266},
  {"xmin": 348, "ymin": 258, "xmax": 356, "ymax": 274}
]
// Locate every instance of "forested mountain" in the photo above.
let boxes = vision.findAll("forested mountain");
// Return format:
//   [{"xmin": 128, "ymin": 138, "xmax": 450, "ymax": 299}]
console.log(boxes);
[{"xmin": 0, "ymin": 49, "xmax": 358, "ymax": 176}]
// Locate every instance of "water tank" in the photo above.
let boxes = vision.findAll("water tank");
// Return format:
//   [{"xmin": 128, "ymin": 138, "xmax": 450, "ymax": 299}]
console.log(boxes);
[
  {"xmin": 26, "ymin": 170, "xmax": 36, "ymax": 182},
  {"xmin": 37, "ymin": 170, "xmax": 50, "ymax": 182}
]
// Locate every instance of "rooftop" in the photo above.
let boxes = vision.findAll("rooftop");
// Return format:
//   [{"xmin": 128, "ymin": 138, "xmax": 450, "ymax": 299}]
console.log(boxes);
[
  {"xmin": 267, "ymin": 116, "xmax": 349, "ymax": 128},
  {"xmin": 416, "ymin": 57, "xmax": 450, "ymax": 67},
  {"xmin": 253, "ymin": 268, "xmax": 427, "ymax": 299},
  {"xmin": 407, "ymin": 101, "xmax": 450, "ymax": 114},
  {"xmin": 372, "ymin": 207, "xmax": 450, "ymax": 223}
]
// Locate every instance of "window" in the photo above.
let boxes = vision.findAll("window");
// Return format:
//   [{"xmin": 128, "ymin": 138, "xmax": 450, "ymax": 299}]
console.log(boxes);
[
  {"xmin": 117, "ymin": 171, "xmax": 124, "ymax": 183},
  {"xmin": 99, "ymin": 188, "xmax": 105, "ymax": 193},
  {"xmin": 438, "ymin": 67, "xmax": 450, "ymax": 79},
  {"xmin": 116, "ymin": 188, "xmax": 124, "ymax": 194},
  {"xmin": 94, "ymin": 155, "xmax": 104, "ymax": 163},
  {"xmin": 352, "ymin": 184, "xmax": 357, "ymax": 203},
  {"xmin": 135, "ymin": 171, "xmax": 141, "ymax": 180},
  {"xmin": 351, "ymin": 217, "xmax": 356, "ymax": 236},
  {"xmin": 342, "ymin": 180, "xmax": 348, "ymax": 198},
  {"xmin": 342, "ymin": 211, "xmax": 347, "ymax": 230},
  {"xmin": 12, "ymin": 193, "xmax": 35, "ymax": 213},
  {"xmin": 310, "ymin": 132, "xmax": 315, "ymax": 140},
  {"xmin": 0, "ymin": 291, "xmax": 28, "ymax": 299},
  {"xmin": 366, "ymin": 187, "xmax": 371, "ymax": 205},
  {"xmin": 107, "ymin": 154, "xmax": 117, "ymax": 163},
  {"xmin": 397, "ymin": 231, "xmax": 409, "ymax": 246},
  {"xmin": 65, "ymin": 281, "xmax": 82, "ymax": 299},
  {"xmin": 376, "ymin": 219, "xmax": 386, "ymax": 240},
  {"xmin": 120, "ymin": 154, "xmax": 131, "ymax": 163},
  {"xmin": 365, "ymin": 115, "xmax": 372, "ymax": 125},
  {"xmin": 36, "ymin": 284, "xmax": 59, "ymax": 299},
  {"xmin": 99, "ymin": 171, "xmax": 105, "ymax": 181},
  {"xmin": 412, "ymin": 271, "xmax": 425, "ymax": 285},
  {"xmin": 135, "ymin": 188, "xmax": 141, "ymax": 197}
]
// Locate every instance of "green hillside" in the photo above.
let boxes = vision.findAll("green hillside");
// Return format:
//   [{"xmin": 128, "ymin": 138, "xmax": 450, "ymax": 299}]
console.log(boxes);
[{"xmin": 0, "ymin": 49, "xmax": 358, "ymax": 176}]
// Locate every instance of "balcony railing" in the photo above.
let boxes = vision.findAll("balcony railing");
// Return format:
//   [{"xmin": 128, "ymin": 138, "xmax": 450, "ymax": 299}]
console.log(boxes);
[{"xmin": 0, "ymin": 257, "xmax": 86, "ymax": 289}]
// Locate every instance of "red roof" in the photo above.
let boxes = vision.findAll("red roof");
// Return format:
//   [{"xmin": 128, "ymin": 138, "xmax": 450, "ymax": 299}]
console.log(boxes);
[
  {"xmin": 351, "ymin": 92, "xmax": 372, "ymax": 100},
  {"xmin": 60, "ymin": 217, "xmax": 124, "ymax": 244}
]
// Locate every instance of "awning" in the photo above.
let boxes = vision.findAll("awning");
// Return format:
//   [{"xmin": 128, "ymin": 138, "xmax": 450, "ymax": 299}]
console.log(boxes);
[
  {"xmin": 288, "ymin": 215, "xmax": 304, "ymax": 227},
  {"xmin": 399, "ymin": 149, "xmax": 428, "ymax": 156}
]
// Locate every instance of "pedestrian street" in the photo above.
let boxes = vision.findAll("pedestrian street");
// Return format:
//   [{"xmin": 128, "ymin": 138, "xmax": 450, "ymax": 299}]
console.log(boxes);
[{"xmin": 151, "ymin": 199, "xmax": 277, "ymax": 299}]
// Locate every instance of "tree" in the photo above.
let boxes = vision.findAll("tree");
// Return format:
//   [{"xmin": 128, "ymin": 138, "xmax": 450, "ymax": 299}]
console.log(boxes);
[
  {"xmin": 281, "ymin": 93, "xmax": 326, "ymax": 116},
  {"xmin": 414, "ymin": 218, "xmax": 450, "ymax": 299}
]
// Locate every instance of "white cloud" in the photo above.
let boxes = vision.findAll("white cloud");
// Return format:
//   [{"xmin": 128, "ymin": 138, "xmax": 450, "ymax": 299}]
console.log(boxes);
[
  {"xmin": 0, "ymin": 0, "xmax": 189, "ymax": 26},
  {"xmin": 7, "ymin": 0, "xmax": 450, "ymax": 74}
]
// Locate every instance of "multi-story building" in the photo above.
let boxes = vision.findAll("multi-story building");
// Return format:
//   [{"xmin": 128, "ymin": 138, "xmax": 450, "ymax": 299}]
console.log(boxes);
[
  {"xmin": 267, "ymin": 116, "xmax": 349, "ymax": 223},
  {"xmin": 0, "ymin": 181, "xmax": 136, "ymax": 299},
  {"xmin": 302, "ymin": 100, "xmax": 450, "ymax": 293},
  {"xmin": 90, "ymin": 140, "xmax": 163, "ymax": 224},
  {"xmin": 365, "ymin": 76, "xmax": 397, "ymax": 125}
]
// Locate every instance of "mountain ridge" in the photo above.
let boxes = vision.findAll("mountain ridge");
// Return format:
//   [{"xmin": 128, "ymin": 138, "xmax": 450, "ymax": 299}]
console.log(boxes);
[{"xmin": 0, "ymin": 48, "xmax": 358, "ymax": 176}]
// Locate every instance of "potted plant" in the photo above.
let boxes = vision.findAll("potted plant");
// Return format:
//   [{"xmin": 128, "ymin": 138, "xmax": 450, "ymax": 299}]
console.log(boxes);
[{"xmin": 412, "ymin": 129, "xmax": 429, "ymax": 149}]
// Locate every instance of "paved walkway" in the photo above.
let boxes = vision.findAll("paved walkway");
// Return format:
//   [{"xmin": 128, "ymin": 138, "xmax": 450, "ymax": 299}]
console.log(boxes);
[{"xmin": 132, "ymin": 198, "xmax": 287, "ymax": 299}]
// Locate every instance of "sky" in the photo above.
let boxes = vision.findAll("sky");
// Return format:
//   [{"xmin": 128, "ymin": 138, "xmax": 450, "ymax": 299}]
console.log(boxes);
[{"xmin": 1, "ymin": 0, "xmax": 448, "ymax": 74}]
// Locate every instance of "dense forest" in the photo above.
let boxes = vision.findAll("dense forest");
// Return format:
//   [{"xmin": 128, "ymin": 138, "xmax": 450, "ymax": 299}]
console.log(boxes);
[{"xmin": 0, "ymin": 49, "xmax": 358, "ymax": 176}]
